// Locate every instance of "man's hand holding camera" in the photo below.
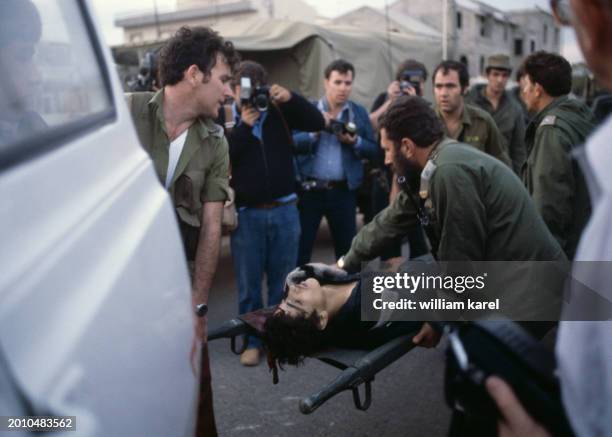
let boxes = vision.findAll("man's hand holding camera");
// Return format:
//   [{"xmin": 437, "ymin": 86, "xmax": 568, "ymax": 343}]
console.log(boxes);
[
  {"xmin": 337, "ymin": 130, "xmax": 358, "ymax": 145},
  {"xmin": 322, "ymin": 111, "xmax": 358, "ymax": 145},
  {"xmin": 240, "ymin": 105, "xmax": 260, "ymax": 127},
  {"xmin": 269, "ymin": 84, "xmax": 291, "ymax": 104}
]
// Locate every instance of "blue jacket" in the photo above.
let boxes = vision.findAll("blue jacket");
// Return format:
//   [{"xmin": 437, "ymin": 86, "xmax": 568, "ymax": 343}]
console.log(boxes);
[{"xmin": 293, "ymin": 99, "xmax": 378, "ymax": 190}]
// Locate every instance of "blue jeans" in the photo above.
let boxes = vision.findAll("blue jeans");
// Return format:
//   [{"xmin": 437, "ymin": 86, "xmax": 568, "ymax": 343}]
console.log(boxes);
[
  {"xmin": 298, "ymin": 187, "xmax": 357, "ymax": 265},
  {"xmin": 230, "ymin": 202, "xmax": 300, "ymax": 349}
]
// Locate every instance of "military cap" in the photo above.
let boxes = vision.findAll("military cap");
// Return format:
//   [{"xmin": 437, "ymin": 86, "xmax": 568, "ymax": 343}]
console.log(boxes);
[{"xmin": 486, "ymin": 54, "xmax": 512, "ymax": 72}]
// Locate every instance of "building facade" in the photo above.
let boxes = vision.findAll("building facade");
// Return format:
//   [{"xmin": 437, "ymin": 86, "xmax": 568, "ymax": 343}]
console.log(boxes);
[
  {"xmin": 337, "ymin": 0, "xmax": 561, "ymax": 78},
  {"xmin": 115, "ymin": 0, "xmax": 318, "ymax": 44}
]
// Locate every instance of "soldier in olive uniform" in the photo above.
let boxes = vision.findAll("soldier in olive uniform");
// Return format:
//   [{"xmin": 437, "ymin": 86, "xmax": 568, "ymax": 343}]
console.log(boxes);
[
  {"xmin": 520, "ymin": 51, "xmax": 594, "ymax": 259},
  {"xmin": 467, "ymin": 54, "xmax": 527, "ymax": 174},
  {"xmin": 340, "ymin": 95, "xmax": 564, "ymax": 269},
  {"xmin": 432, "ymin": 60, "xmax": 511, "ymax": 167},
  {"xmin": 337, "ymin": 96, "xmax": 565, "ymax": 348},
  {"xmin": 127, "ymin": 27, "xmax": 240, "ymax": 437}
]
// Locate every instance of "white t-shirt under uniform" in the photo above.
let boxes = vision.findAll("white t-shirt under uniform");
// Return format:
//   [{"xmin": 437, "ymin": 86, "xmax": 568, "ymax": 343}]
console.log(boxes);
[{"xmin": 165, "ymin": 129, "xmax": 188, "ymax": 189}]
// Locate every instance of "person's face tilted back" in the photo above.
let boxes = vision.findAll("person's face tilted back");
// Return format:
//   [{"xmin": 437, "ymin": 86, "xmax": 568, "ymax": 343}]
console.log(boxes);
[{"xmin": 277, "ymin": 278, "xmax": 326, "ymax": 321}]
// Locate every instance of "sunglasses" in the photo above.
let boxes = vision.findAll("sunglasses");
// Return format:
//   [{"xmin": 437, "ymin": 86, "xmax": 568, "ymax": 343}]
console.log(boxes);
[{"xmin": 550, "ymin": 0, "xmax": 573, "ymax": 26}]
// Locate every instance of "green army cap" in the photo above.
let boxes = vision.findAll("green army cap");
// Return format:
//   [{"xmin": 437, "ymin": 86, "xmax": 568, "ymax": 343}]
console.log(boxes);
[{"xmin": 486, "ymin": 54, "xmax": 512, "ymax": 72}]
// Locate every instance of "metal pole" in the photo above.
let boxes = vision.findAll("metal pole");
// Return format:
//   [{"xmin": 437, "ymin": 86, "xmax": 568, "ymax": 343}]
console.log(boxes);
[
  {"xmin": 442, "ymin": 0, "xmax": 448, "ymax": 59},
  {"xmin": 384, "ymin": 0, "xmax": 394, "ymax": 79},
  {"xmin": 153, "ymin": 0, "xmax": 161, "ymax": 40}
]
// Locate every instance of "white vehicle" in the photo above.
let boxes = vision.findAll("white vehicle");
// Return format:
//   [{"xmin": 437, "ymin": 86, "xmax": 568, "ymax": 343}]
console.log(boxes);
[{"xmin": 0, "ymin": 1, "xmax": 196, "ymax": 436}]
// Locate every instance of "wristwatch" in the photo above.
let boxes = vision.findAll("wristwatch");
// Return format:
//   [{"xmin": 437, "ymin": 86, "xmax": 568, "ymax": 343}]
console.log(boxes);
[{"xmin": 195, "ymin": 303, "xmax": 208, "ymax": 318}]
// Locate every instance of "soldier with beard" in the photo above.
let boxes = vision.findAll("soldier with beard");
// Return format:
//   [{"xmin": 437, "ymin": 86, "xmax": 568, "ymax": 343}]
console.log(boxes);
[{"xmin": 337, "ymin": 95, "xmax": 565, "ymax": 343}]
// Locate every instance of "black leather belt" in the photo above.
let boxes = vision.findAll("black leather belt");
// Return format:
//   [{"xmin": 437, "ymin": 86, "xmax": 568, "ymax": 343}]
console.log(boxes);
[{"xmin": 301, "ymin": 179, "xmax": 348, "ymax": 191}]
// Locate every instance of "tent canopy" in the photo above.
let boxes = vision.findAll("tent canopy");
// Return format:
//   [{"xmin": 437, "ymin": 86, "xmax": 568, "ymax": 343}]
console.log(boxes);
[
  {"xmin": 213, "ymin": 19, "xmax": 442, "ymax": 106},
  {"xmin": 113, "ymin": 18, "xmax": 443, "ymax": 106}
]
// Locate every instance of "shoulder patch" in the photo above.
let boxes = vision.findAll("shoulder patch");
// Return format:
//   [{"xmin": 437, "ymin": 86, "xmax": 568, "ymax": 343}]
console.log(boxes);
[{"xmin": 539, "ymin": 115, "xmax": 556, "ymax": 127}]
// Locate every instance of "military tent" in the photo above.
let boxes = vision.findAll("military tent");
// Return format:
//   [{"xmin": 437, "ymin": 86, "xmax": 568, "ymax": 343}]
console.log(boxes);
[{"xmin": 113, "ymin": 18, "xmax": 442, "ymax": 106}]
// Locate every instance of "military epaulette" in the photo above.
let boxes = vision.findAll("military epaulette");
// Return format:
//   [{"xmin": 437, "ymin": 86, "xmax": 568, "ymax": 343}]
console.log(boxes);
[{"xmin": 539, "ymin": 115, "xmax": 557, "ymax": 127}]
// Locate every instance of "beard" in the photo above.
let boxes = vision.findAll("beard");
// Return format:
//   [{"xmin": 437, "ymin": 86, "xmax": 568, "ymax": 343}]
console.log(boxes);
[{"xmin": 392, "ymin": 153, "xmax": 422, "ymax": 193}]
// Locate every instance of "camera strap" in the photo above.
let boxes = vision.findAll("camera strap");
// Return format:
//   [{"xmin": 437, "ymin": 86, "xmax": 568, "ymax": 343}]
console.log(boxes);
[{"xmin": 271, "ymin": 101, "xmax": 295, "ymax": 148}]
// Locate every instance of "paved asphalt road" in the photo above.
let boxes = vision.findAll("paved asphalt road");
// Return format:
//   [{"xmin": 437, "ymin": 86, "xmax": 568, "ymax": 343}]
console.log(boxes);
[{"xmin": 207, "ymin": 221, "xmax": 452, "ymax": 437}]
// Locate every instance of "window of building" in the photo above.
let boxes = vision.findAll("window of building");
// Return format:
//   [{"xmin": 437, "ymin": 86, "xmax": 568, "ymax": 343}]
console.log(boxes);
[
  {"xmin": 543, "ymin": 24, "xmax": 548, "ymax": 45},
  {"xmin": 457, "ymin": 11, "xmax": 462, "ymax": 29},
  {"xmin": 480, "ymin": 55, "xmax": 485, "ymax": 74},
  {"xmin": 503, "ymin": 25, "xmax": 508, "ymax": 41},
  {"xmin": 514, "ymin": 39, "xmax": 523, "ymax": 56},
  {"xmin": 479, "ymin": 16, "xmax": 486, "ymax": 37},
  {"xmin": 531, "ymin": 40, "xmax": 536, "ymax": 53}
]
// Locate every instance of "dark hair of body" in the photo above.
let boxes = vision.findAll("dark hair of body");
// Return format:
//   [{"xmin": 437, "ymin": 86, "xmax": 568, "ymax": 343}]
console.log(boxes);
[
  {"xmin": 159, "ymin": 26, "xmax": 240, "ymax": 86},
  {"xmin": 263, "ymin": 311, "xmax": 326, "ymax": 366}
]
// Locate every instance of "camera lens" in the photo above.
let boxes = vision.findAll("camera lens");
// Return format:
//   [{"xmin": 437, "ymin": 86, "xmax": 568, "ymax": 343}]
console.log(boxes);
[
  {"xmin": 254, "ymin": 94, "xmax": 269, "ymax": 112},
  {"xmin": 345, "ymin": 122, "xmax": 357, "ymax": 135},
  {"xmin": 331, "ymin": 122, "xmax": 343, "ymax": 135}
]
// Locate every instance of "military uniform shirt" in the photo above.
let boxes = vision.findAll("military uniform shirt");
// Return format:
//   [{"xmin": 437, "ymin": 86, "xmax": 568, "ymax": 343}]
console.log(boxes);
[
  {"xmin": 436, "ymin": 103, "xmax": 511, "ymax": 167},
  {"xmin": 467, "ymin": 84, "xmax": 527, "ymax": 174},
  {"xmin": 343, "ymin": 138, "xmax": 564, "ymax": 270},
  {"xmin": 522, "ymin": 95, "xmax": 594, "ymax": 259},
  {"xmin": 126, "ymin": 89, "xmax": 230, "ymax": 228}
]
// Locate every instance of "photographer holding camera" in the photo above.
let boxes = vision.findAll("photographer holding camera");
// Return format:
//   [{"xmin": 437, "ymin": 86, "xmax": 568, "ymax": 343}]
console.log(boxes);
[
  {"xmin": 293, "ymin": 59, "xmax": 378, "ymax": 266},
  {"xmin": 219, "ymin": 60, "xmax": 324, "ymax": 366},
  {"xmin": 370, "ymin": 59, "xmax": 428, "ymax": 131}
]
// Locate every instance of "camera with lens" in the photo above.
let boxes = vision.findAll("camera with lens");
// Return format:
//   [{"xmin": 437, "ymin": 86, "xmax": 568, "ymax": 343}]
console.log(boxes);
[
  {"xmin": 326, "ymin": 119, "xmax": 357, "ymax": 136},
  {"xmin": 399, "ymin": 69, "xmax": 425, "ymax": 96},
  {"xmin": 239, "ymin": 77, "xmax": 270, "ymax": 112},
  {"xmin": 442, "ymin": 321, "xmax": 575, "ymax": 437}
]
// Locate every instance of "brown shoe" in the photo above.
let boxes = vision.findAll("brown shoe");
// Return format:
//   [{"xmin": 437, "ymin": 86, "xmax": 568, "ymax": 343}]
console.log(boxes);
[{"xmin": 240, "ymin": 348, "xmax": 260, "ymax": 366}]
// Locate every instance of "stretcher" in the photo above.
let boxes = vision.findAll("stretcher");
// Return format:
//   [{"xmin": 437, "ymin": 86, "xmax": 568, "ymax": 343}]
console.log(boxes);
[{"xmin": 208, "ymin": 312, "xmax": 419, "ymax": 414}]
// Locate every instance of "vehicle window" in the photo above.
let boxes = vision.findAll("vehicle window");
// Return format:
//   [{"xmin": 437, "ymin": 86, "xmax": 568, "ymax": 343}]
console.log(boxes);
[{"xmin": 0, "ymin": 0, "xmax": 111, "ymax": 153}]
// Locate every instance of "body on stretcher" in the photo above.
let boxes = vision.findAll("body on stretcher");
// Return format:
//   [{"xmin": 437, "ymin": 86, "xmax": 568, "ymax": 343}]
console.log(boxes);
[{"xmin": 207, "ymin": 312, "xmax": 420, "ymax": 414}]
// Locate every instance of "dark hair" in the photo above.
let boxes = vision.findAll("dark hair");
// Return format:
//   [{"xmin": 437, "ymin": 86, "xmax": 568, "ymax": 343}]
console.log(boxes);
[
  {"xmin": 395, "ymin": 59, "xmax": 428, "ymax": 82},
  {"xmin": 515, "ymin": 65, "xmax": 526, "ymax": 82},
  {"xmin": 262, "ymin": 310, "xmax": 326, "ymax": 366},
  {"xmin": 379, "ymin": 95, "xmax": 444, "ymax": 148},
  {"xmin": 0, "ymin": 0, "xmax": 41, "ymax": 47},
  {"xmin": 232, "ymin": 60, "xmax": 268, "ymax": 88},
  {"xmin": 159, "ymin": 26, "xmax": 240, "ymax": 86},
  {"xmin": 432, "ymin": 60, "xmax": 470, "ymax": 90},
  {"xmin": 521, "ymin": 51, "xmax": 572, "ymax": 97},
  {"xmin": 324, "ymin": 59, "xmax": 355, "ymax": 79}
]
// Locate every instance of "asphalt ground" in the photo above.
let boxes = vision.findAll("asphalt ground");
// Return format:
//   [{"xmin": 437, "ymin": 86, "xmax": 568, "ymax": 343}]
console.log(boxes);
[{"xmin": 207, "ymin": 220, "xmax": 452, "ymax": 437}]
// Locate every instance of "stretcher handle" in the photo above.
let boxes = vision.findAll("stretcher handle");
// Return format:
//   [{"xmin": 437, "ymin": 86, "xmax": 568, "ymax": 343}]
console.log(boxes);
[
  {"xmin": 230, "ymin": 335, "xmax": 248, "ymax": 355},
  {"xmin": 299, "ymin": 367, "xmax": 362, "ymax": 414},
  {"xmin": 351, "ymin": 381, "xmax": 372, "ymax": 410},
  {"xmin": 301, "ymin": 334, "xmax": 418, "ymax": 414},
  {"xmin": 207, "ymin": 318, "xmax": 250, "ymax": 341}
]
